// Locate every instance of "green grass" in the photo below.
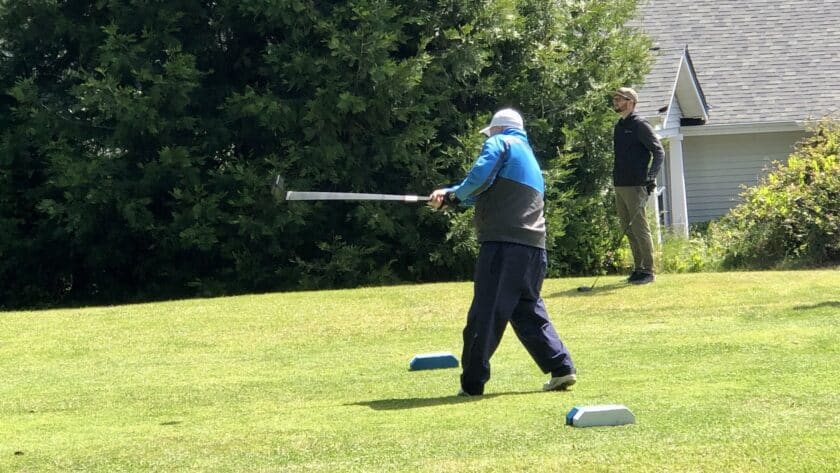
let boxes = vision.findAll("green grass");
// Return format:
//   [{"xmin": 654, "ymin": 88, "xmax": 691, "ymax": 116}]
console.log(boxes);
[{"xmin": 2, "ymin": 270, "xmax": 838, "ymax": 472}]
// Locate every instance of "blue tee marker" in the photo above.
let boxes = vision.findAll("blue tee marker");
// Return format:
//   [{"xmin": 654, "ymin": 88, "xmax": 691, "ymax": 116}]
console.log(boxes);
[{"xmin": 409, "ymin": 352, "xmax": 459, "ymax": 371}]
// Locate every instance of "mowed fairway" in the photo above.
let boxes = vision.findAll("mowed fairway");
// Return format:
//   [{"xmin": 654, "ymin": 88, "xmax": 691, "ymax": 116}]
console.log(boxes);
[{"xmin": 1, "ymin": 270, "xmax": 838, "ymax": 472}]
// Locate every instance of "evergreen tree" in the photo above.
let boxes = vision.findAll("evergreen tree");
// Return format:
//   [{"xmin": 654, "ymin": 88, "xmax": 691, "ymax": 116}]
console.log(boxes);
[{"xmin": 0, "ymin": 0, "xmax": 648, "ymax": 307}]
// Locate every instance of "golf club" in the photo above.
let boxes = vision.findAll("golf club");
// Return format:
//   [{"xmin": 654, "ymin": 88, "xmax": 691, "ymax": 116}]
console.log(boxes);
[
  {"xmin": 577, "ymin": 196, "xmax": 650, "ymax": 292},
  {"xmin": 271, "ymin": 175, "xmax": 430, "ymax": 203}
]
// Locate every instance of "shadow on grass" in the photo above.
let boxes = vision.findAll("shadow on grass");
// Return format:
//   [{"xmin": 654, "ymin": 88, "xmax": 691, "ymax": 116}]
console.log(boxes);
[
  {"xmin": 545, "ymin": 281, "xmax": 628, "ymax": 298},
  {"xmin": 792, "ymin": 300, "xmax": 840, "ymax": 311},
  {"xmin": 349, "ymin": 390, "xmax": 543, "ymax": 410}
]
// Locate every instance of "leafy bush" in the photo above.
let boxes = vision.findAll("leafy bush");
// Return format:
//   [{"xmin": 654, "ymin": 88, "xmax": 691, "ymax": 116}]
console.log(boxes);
[
  {"xmin": 706, "ymin": 120, "xmax": 840, "ymax": 269},
  {"xmin": 656, "ymin": 229, "xmax": 713, "ymax": 273},
  {"xmin": 0, "ymin": 0, "xmax": 649, "ymax": 307},
  {"xmin": 602, "ymin": 217, "xmax": 713, "ymax": 276}
]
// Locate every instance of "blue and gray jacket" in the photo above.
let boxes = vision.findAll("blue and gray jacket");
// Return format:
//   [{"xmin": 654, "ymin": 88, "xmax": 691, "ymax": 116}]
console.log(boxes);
[{"xmin": 448, "ymin": 128, "xmax": 546, "ymax": 249}]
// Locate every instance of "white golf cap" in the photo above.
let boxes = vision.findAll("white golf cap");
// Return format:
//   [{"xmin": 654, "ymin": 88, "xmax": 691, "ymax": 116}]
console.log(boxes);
[{"xmin": 479, "ymin": 108, "xmax": 524, "ymax": 136}]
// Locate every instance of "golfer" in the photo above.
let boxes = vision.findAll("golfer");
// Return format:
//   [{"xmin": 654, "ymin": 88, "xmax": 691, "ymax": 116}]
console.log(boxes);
[
  {"xmin": 429, "ymin": 108, "xmax": 576, "ymax": 396},
  {"xmin": 612, "ymin": 87, "xmax": 664, "ymax": 285}
]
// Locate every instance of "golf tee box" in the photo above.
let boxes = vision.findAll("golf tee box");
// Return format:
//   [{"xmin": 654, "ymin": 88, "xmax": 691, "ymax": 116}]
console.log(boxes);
[
  {"xmin": 409, "ymin": 352, "xmax": 459, "ymax": 371},
  {"xmin": 566, "ymin": 404, "xmax": 635, "ymax": 427}
]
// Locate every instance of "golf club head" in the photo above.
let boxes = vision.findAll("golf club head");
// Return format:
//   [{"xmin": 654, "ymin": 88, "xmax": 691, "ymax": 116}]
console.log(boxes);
[
  {"xmin": 577, "ymin": 286, "xmax": 593, "ymax": 292},
  {"xmin": 270, "ymin": 175, "xmax": 286, "ymax": 202}
]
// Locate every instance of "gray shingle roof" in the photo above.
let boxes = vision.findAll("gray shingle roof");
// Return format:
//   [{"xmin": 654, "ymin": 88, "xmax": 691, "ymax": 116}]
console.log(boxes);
[
  {"xmin": 635, "ymin": 47, "xmax": 708, "ymax": 124},
  {"xmin": 634, "ymin": 48, "xmax": 685, "ymax": 120},
  {"xmin": 635, "ymin": 0, "xmax": 840, "ymax": 126}
]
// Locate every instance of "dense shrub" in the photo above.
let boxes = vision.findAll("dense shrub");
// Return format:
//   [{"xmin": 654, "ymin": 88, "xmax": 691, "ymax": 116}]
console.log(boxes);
[
  {"xmin": 0, "ymin": 1, "xmax": 649, "ymax": 307},
  {"xmin": 602, "ymin": 217, "xmax": 713, "ymax": 276},
  {"xmin": 656, "ymin": 229, "xmax": 712, "ymax": 273},
  {"xmin": 706, "ymin": 120, "xmax": 840, "ymax": 269}
]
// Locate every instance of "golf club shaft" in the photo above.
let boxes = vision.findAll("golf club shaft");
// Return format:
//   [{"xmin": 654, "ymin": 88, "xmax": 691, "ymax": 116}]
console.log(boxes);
[{"xmin": 285, "ymin": 191, "xmax": 429, "ymax": 202}]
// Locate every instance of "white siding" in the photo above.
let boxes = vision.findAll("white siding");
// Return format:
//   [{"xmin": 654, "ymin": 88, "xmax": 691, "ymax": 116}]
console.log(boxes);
[
  {"xmin": 681, "ymin": 131, "xmax": 805, "ymax": 222},
  {"xmin": 665, "ymin": 100, "xmax": 682, "ymax": 130}
]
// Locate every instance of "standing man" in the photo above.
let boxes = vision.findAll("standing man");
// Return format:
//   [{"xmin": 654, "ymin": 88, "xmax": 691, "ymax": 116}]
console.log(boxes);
[
  {"xmin": 429, "ymin": 108, "xmax": 576, "ymax": 396},
  {"xmin": 612, "ymin": 87, "xmax": 665, "ymax": 285}
]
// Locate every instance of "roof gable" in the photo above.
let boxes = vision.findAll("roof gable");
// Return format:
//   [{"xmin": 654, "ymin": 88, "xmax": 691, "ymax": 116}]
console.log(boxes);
[
  {"xmin": 635, "ymin": 0, "xmax": 840, "ymax": 126},
  {"xmin": 635, "ymin": 47, "xmax": 709, "ymax": 128}
]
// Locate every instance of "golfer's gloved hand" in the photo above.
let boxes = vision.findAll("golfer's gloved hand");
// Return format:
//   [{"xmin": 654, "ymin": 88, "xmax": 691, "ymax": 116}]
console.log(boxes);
[
  {"xmin": 442, "ymin": 191, "xmax": 460, "ymax": 209},
  {"xmin": 428, "ymin": 189, "xmax": 458, "ymax": 210},
  {"xmin": 644, "ymin": 180, "xmax": 656, "ymax": 196}
]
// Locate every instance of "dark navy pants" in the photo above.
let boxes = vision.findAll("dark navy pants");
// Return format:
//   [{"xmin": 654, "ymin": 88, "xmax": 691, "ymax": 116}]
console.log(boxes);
[{"xmin": 460, "ymin": 242, "xmax": 575, "ymax": 395}]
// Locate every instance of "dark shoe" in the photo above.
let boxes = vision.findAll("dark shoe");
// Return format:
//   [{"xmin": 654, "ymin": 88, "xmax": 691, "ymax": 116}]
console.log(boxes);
[
  {"xmin": 627, "ymin": 271, "xmax": 643, "ymax": 282},
  {"xmin": 629, "ymin": 272, "xmax": 655, "ymax": 285}
]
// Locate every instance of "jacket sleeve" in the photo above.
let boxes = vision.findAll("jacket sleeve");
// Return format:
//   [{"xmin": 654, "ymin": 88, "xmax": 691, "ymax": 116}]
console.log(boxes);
[
  {"xmin": 637, "ymin": 120, "xmax": 665, "ymax": 181},
  {"xmin": 451, "ymin": 138, "xmax": 507, "ymax": 204}
]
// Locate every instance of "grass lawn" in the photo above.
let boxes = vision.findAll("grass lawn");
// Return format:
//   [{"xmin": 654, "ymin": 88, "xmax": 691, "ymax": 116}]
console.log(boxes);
[{"xmin": 1, "ymin": 270, "xmax": 838, "ymax": 472}]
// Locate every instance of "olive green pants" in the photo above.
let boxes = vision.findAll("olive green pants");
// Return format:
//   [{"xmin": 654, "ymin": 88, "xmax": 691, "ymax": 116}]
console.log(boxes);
[{"xmin": 614, "ymin": 186, "xmax": 654, "ymax": 274}]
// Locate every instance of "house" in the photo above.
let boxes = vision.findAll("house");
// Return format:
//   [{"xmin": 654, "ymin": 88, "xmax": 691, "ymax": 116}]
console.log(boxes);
[{"xmin": 632, "ymin": 0, "xmax": 840, "ymax": 235}]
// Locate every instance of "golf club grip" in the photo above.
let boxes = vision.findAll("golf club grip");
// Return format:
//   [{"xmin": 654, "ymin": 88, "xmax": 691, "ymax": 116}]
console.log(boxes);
[{"xmin": 286, "ymin": 191, "xmax": 430, "ymax": 202}]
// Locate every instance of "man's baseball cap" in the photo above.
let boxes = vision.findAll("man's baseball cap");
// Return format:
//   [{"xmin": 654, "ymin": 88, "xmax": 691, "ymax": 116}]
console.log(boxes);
[
  {"xmin": 479, "ymin": 108, "xmax": 524, "ymax": 136},
  {"xmin": 614, "ymin": 87, "xmax": 639, "ymax": 103}
]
